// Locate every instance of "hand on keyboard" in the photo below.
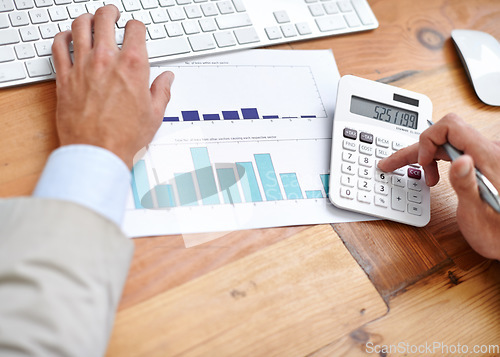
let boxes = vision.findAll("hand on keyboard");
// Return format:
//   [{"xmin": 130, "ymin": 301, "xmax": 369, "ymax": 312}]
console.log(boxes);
[{"xmin": 52, "ymin": 4, "xmax": 174, "ymax": 168}]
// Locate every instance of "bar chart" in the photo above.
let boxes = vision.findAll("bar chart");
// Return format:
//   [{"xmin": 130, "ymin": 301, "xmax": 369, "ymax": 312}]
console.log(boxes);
[{"xmin": 131, "ymin": 144, "xmax": 330, "ymax": 210}]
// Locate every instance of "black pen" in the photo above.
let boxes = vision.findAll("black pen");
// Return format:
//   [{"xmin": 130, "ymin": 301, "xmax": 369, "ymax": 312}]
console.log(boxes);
[{"xmin": 427, "ymin": 120, "xmax": 500, "ymax": 213}]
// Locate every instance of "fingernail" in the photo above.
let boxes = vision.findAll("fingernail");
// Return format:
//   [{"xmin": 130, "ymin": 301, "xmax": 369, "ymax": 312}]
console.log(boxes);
[{"xmin": 456, "ymin": 157, "xmax": 472, "ymax": 178}]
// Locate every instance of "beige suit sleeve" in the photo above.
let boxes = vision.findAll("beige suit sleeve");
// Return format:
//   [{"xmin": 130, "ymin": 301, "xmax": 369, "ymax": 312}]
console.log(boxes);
[{"xmin": 0, "ymin": 198, "xmax": 134, "ymax": 357}]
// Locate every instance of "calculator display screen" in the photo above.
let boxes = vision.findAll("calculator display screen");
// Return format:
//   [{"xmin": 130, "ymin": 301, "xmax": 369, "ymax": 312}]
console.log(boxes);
[{"xmin": 350, "ymin": 96, "xmax": 418, "ymax": 129}]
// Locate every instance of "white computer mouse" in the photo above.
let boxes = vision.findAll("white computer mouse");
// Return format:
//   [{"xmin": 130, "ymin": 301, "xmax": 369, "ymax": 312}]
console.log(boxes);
[{"xmin": 451, "ymin": 29, "xmax": 500, "ymax": 106}]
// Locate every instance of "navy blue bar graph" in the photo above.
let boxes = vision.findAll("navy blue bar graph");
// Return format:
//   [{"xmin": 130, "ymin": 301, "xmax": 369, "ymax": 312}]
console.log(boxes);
[
  {"xmin": 241, "ymin": 108, "xmax": 259, "ymax": 119},
  {"xmin": 263, "ymin": 115, "xmax": 279, "ymax": 119},
  {"xmin": 301, "ymin": 115, "xmax": 317, "ymax": 118},
  {"xmin": 222, "ymin": 111, "xmax": 240, "ymax": 120},
  {"xmin": 163, "ymin": 117, "xmax": 180, "ymax": 122},
  {"xmin": 203, "ymin": 114, "xmax": 220, "ymax": 120},
  {"xmin": 182, "ymin": 111, "xmax": 200, "ymax": 121}
]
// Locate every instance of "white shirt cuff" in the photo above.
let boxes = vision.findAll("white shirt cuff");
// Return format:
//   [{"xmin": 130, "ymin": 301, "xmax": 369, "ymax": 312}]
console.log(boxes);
[{"xmin": 33, "ymin": 145, "xmax": 131, "ymax": 226}]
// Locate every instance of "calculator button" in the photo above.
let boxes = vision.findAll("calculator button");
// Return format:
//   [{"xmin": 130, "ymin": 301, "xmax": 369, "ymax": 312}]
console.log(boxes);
[
  {"xmin": 391, "ymin": 187, "xmax": 406, "ymax": 211},
  {"xmin": 341, "ymin": 175, "xmax": 355, "ymax": 187},
  {"xmin": 392, "ymin": 176, "xmax": 405, "ymax": 187},
  {"xmin": 408, "ymin": 203, "xmax": 422, "ymax": 216},
  {"xmin": 408, "ymin": 178, "xmax": 422, "ymax": 192},
  {"xmin": 341, "ymin": 163, "xmax": 355, "ymax": 175},
  {"xmin": 392, "ymin": 141, "xmax": 405, "ymax": 151},
  {"xmin": 392, "ymin": 167, "xmax": 405, "ymax": 176},
  {"xmin": 374, "ymin": 195, "xmax": 388, "ymax": 207},
  {"xmin": 358, "ymin": 155, "xmax": 373, "ymax": 167},
  {"xmin": 408, "ymin": 191, "xmax": 422, "ymax": 203},
  {"xmin": 374, "ymin": 169, "xmax": 389, "ymax": 183},
  {"xmin": 357, "ymin": 191, "xmax": 372, "ymax": 203},
  {"xmin": 340, "ymin": 187, "xmax": 354, "ymax": 199},
  {"xmin": 408, "ymin": 167, "xmax": 422, "ymax": 180},
  {"xmin": 375, "ymin": 148, "xmax": 390, "ymax": 158},
  {"xmin": 343, "ymin": 127, "xmax": 357, "ymax": 140},
  {"xmin": 342, "ymin": 151, "xmax": 356, "ymax": 163},
  {"xmin": 359, "ymin": 144, "xmax": 373, "ymax": 156},
  {"xmin": 376, "ymin": 137, "xmax": 390, "ymax": 148},
  {"xmin": 343, "ymin": 139, "xmax": 357, "ymax": 151},
  {"xmin": 358, "ymin": 179, "xmax": 372, "ymax": 191},
  {"xmin": 360, "ymin": 132, "xmax": 373, "ymax": 144},
  {"xmin": 374, "ymin": 182, "xmax": 389, "ymax": 195},
  {"xmin": 358, "ymin": 167, "xmax": 371, "ymax": 179}
]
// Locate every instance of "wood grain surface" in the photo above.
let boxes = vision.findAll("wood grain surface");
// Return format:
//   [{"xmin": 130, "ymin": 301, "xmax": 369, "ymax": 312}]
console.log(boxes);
[{"xmin": 1, "ymin": 0, "xmax": 500, "ymax": 355}]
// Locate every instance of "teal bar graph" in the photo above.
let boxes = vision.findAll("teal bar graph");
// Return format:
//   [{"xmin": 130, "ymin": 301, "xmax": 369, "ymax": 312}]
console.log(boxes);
[
  {"xmin": 280, "ymin": 173, "xmax": 303, "ymax": 199},
  {"xmin": 132, "ymin": 160, "xmax": 153, "ymax": 209},
  {"xmin": 155, "ymin": 184, "xmax": 176, "ymax": 207},
  {"xmin": 217, "ymin": 168, "xmax": 242, "ymax": 204},
  {"xmin": 236, "ymin": 162, "xmax": 262, "ymax": 202},
  {"xmin": 254, "ymin": 154, "xmax": 283, "ymax": 201},
  {"xmin": 175, "ymin": 173, "xmax": 198, "ymax": 206},
  {"xmin": 190, "ymin": 147, "xmax": 220, "ymax": 205},
  {"xmin": 306, "ymin": 190, "xmax": 323, "ymax": 198},
  {"xmin": 320, "ymin": 174, "xmax": 330, "ymax": 197}
]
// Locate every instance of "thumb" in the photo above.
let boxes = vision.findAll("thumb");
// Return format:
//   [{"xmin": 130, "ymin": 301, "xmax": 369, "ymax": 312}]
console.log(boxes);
[
  {"xmin": 150, "ymin": 71, "xmax": 175, "ymax": 119},
  {"xmin": 449, "ymin": 155, "xmax": 480, "ymax": 204}
]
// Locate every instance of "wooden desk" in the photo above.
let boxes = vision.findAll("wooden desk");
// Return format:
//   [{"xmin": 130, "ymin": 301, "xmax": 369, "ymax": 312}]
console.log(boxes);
[{"xmin": 1, "ymin": 0, "xmax": 500, "ymax": 355}]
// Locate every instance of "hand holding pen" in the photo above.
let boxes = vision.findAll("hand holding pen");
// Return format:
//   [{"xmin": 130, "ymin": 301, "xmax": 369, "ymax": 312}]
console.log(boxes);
[{"xmin": 378, "ymin": 113, "xmax": 500, "ymax": 260}]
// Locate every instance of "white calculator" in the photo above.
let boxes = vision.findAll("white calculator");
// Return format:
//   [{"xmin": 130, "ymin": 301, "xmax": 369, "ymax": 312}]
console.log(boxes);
[{"xmin": 329, "ymin": 75, "xmax": 432, "ymax": 227}]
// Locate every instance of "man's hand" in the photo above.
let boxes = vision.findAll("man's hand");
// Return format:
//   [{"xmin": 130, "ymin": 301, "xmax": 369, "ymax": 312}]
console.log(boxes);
[
  {"xmin": 378, "ymin": 113, "xmax": 500, "ymax": 260},
  {"xmin": 51, "ymin": 5, "xmax": 174, "ymax": 169}
]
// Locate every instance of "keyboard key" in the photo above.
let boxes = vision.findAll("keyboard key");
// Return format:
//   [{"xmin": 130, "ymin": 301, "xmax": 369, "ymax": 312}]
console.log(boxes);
[
  {"xmin": 340, "ymin": 175, "xmax": 354, "ymax": 187},
  {"xmin": 232, "ymin": 0, "xmax": 245, "ymax": 12},
  {"xmin": 376, "ymin": 137, "xmax": 390, "ymax": 148},
  {"xmin": 323, "ymin": 2, "xmax": 338, "ymax": 14},
  {"xmin": 199, "ymin": 17, "xmax": 216, "ymax": 32},
  {"xmin": 48, "ymin": 7, "xmax": 68, "ymax": 21},
  {"xmin": 265, "ymin": 26, "xmax": 281, "ymax": 40},
  {"xmin": 359, "ymin": 132, "xmax": 373, "ymax": 144},
  {"xmin": 308, "ymin": 4, "xmax": 324, "ymax": 16},
  {"xmin": 34, "ymin": 39, "xmax": 52, "ymax": 56},
  {"xmin": 188, "ymin": 32, "xmax": 215, "ymax": 51},
  {"xmin": 234, "ymin": 27, "xmax": 259, "ymax": 44},
  {"xmin": 122, "ymin": 0, "xmax": 141, "ymax": 11},
  {"xmin": 67, "ymin": 4, "xmax": 86, "ymax": 18},
  {"xmin": 315, "ymin": 14, "xmax": 346, "ymax": 32},
  {"xmin": 295, "ymin": 22, "xmax": 312, "ymax": 35},
  {"xmin": 0, "ymin": 0, "xmax": 15, "ymax": 12},
  {"xmin": 408, "ymin": 203, "xmax": 422, "ymax": 216},
  {"xmin": 352, "ymin": 0, "xmax": 375, "ymax": 25},
  {"xmin": 343, "ymin": 127, "xmax": 357, "ymax": 139},
  {"xmin": 14, "ymin": 43, "xmax": 35, "ymax": 59},
  {"xmin": 357, "ymin": 191, "xmax": 372, "ymax": 203},
  {"xmin": 200, "ymin": 2, "xmax": 217, "ymax": 16},
  {"xmin": 280, "ymin": 24, "xmax": 297, "ymax": 38},
  {"xmin": 146, "ymin": 36, "xmax": 190, "ymax": 58},
  {"xmin": 159, "ymin": 0, "xmax": 175, "ymax": 6},
  {"xmin": 408, "ymin": 178, "xmax": 422, "ymax": 192},
  {"xmin": 182, "ymin": 20, "xmax": 200, "ymax": 34},
  {"xmin": 337, "ymin": 0, "xmax": 353, "ymax": 12},
  {"xmin": 344, "ymin": 13, "xmax": 361, "ymax": 27},
  {"xmin": 0, "ymin": 45, "xmax": 15, "ymax": 62},
  {"xmin": 29, "ymin": 8, "xmax": 49, "ymax": 24},
  {"xmin": 39, "ymin": 23, "xmax": 58, "ymax": 38},
  {"xmin": 184, "ymin": 4, "xmax": 202, "ymax": 18},
  {"xmin": 407, "ymin": 167, "xmax": 421, "ymax": 180},
  {"xmin": 148, "ymin": 24, "xmax": 167, "ymax": 39},
  {"xmin": 391, "ymin": 187, "xmax": 405, "ymax": 212},
  {"xmin": 140, "ymin": 0, "xmax": 157, "ymax": 9},
  {"xmin": 19, "ymin": 25, "xmax": 39, "ymax": 41},
  {"xmin": 9, "ymin": 11, "xmax": 30, "ymax": 26},
  {"xmin": 14, "ymin": 0, "xmax": 33, "ymax": 9},
  {"xmin": 340, "ymin": 187, "xmax": 354, "ymax": 200},
  {"xmin": 150, "ymin": 8, "xmax": 169, "ymax": 23},
  {"xmin": 217, "ymin": 1, "xmax": 234, "ymax": 15},
  {"xmin": 374, "ymin": 195, "xmax": 388, "ymax": 208},
  {"xmin": 342, "ymin": 150, "xmax": 355, "ymax": 163},
  {"xmin": 0, "ymin": 61, "xmax": 26, "ymax": 82},
  {"xmin": 273, "ymin": 10, "xmax": 289, "ymax": 23},
  {"xmin": 408, "ymin": 191, "xmax": 422, "ymax": 204},
  {"xmin": 25, "ymin": 57, "xmax": 51, "ymax": 77},
  {"xmin": 392, "ymin": 175, "xmax": 405, "ymax": 187},
  {"xmin": 216, "ymin": 12, "xmax": 251, "ymax": 30},
  {"xmin": 342, "ymin": 139, "xmax": 356, "ymax": 151},
  {"xmin": 165, "ymin": 22, "xmax": 183, "ymax": 36},
  {"xmin": 0, "ymin": 13, "xmax": 8, "ymax": 28},
  {"xmin": 213, "ymin": 30, "xmax": 236, "ymax": 47}
]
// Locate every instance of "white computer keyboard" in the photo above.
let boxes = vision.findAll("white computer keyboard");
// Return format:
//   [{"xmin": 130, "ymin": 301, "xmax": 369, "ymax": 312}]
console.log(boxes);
[{"xmin": 0, "ymin": 0, "xmax": 378, "ymax": 88}]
